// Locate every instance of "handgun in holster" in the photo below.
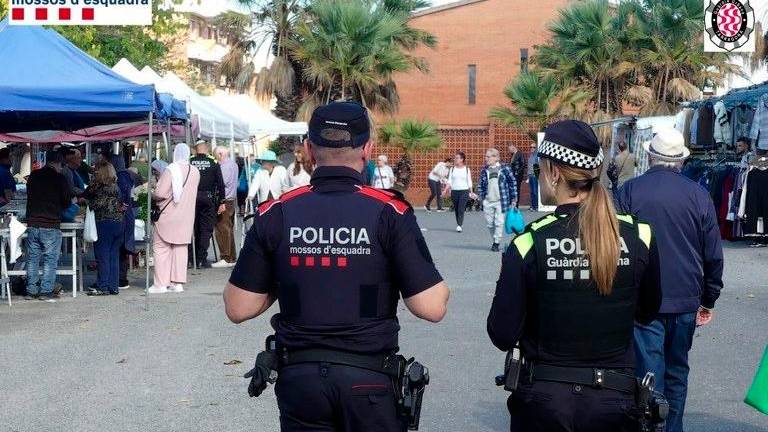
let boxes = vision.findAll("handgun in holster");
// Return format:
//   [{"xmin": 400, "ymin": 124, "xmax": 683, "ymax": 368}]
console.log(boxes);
[
  {"xmin": 243, "ymin": 335, "xmax": 279, "ymax": 398},
  {"xmin": 394, "ymin": 357, "xmax": 430, "ymax": 431},
  {"xmin": 495, "ymin": 347, "xmax": 523, "ymax": 392},
  {"xmin": 636, "ymin": 372, "xmax": 669, "ymax": 432}
]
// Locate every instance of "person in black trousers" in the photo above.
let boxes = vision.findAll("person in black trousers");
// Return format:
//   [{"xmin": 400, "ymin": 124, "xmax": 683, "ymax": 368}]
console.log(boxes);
[
  {"xmin": 426, "ymin": 157, "xmax": 452, "ymax": 212},
  {"xmin": 508, "ymin": 143, "xmax": 527, "ymax": 209},
  {"xmin": 447, "ymin": 152, "xmax": 475, "ymax": 232}
]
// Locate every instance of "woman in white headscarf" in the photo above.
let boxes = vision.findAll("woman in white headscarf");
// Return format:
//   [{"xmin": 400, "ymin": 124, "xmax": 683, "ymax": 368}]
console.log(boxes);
[{"xmin": 149, "ymin": 144, "xmax": 200, "ymax": 294}]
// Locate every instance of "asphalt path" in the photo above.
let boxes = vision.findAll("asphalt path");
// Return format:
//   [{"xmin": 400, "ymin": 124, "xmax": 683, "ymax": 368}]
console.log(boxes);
[{"xmin": 1, "ymin": 210, "xmax": 766, "ymax": 432}]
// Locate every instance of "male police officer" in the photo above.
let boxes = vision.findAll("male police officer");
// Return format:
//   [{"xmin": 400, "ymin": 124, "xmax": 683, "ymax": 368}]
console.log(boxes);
[
  {"xmin": 224, "ymin": 101, "xmax": 450, "ymax": 432},
  {"xmin": 190, "ymin": 140, "xmax": 225, "ymax": 268}
]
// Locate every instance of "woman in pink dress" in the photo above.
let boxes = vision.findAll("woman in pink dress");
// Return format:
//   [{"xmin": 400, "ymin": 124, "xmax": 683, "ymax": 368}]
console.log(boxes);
[{"xmin": 148, "ymin": 143, "xmax": 200, "ymax": 294}]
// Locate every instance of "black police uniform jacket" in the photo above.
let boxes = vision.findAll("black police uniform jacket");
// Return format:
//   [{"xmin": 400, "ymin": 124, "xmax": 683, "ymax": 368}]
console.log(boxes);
[
  {"xmin": 487, "ymin": 203, "xmax": 662, "ymax": 368},
  {"xmin": 229, "ymin": 166, "xmax": 443, "ymax": 354},
  {"xmin": 190, "ymin": 154, "xmax": 225, "ymax": 204}
]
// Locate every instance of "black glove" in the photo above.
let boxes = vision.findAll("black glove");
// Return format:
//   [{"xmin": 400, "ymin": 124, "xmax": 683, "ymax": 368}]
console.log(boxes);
[{"xmin": 243, "ymin": 351, "xmax": 277, "ymax": 398}]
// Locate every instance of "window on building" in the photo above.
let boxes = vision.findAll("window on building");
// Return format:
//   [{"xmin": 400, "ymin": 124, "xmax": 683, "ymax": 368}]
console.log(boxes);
[{"xmin": 467, "ymin": 64, "xmax": 477, "ymax": 105}]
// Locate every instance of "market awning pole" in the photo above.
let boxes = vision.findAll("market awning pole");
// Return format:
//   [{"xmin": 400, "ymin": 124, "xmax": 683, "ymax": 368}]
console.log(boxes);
[
  {"xmin": 166, "ymin": 119, "xmax": 172, "ymax": 160},
  {"xmin": 145, "ymin": 111, "xmax": 153, "ymax": 311}
]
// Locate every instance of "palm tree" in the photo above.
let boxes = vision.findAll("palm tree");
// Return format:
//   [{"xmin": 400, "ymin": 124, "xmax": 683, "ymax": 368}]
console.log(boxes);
[
  {"xmin": 490, "ymin": 71, "xmax": 592, "ymax": 142},
  {"xmin": 379, "ymin": 119, "xmax": 442, "ymax": 190},
  {"xmin": 288, "ymin": 0, "xmax": 434, "ymax": 117}
]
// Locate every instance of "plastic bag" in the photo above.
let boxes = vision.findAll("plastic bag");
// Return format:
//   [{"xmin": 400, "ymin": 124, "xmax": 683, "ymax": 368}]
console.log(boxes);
[
  {"xmin": 745, "ymin": 344, "xmax": 768, "ymax": 415},
  {"xmin": 84, "ymin": 207, "xmax": 98, "ymax": 243},
  {"xmin": 505, "ymin": 208, "xmax": 525, "ymax": 235}
]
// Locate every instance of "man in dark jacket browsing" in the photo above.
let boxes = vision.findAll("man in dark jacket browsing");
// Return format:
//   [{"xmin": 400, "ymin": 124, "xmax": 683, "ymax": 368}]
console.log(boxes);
[
  {"xmin": 25, "ymin": 149, "xmax": 72, "ymax": 301},
  {"xmin": 615, "ymin": 128, "xmax": 724, "ymax": 432}
]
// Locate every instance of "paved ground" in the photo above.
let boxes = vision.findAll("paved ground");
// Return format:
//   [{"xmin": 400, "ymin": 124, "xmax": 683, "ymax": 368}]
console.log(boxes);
[{"xmin": 1, "ymin": 210, "xmax": 767, "ymax": 432}]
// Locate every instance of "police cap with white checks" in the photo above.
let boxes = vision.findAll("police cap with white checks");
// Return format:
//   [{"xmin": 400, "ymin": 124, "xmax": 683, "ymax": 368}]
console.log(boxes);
[{"xmin": 538, "ymin": 120, "xmax": 604, "ymax": 170}]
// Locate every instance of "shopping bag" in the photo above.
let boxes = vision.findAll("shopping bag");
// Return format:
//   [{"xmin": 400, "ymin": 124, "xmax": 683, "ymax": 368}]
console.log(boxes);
[
  {"xmin": 505, "ymin": 208, "xmax": 526, "ymax": 235},
  {"xmin": 745, "ymin": 344, "xmax": 768, "ymax": 415},
  {"xmin": 84, "ymin": 207, "xmax": 98, "ymax": 243}
]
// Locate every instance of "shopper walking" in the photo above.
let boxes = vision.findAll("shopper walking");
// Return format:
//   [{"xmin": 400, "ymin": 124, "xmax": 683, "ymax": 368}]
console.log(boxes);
[
  {"xmin": 212, "ymin": 146, "xmax": 238, "ymax": 269},
  {"xmin": 371, "ymin": 154, "xmax": 395, "ymax": 189},
  {"xmin": 284, "ymin": 144, "xmax": 313, "ymax": 190},
  {"xmin": 508, "ymin": 143, "xmax": 526, "ymax": 208},
  {"xmin": 478, "ymin": 148, "xmax": 517, "ymax": 251},
  {"xmin": 82, "ymin": 160, "xmax": 125, "ymax": 296},
  {"xmin": 149, "ymin": 144, "xmax": 200, "ymax": 294},
  {"xmin": 526, "ymin": 145, "xmax": 539, "ymax": 211},
  {"xmin": 448, "ymin": 151, "xmax": 475, "ymax": 232},
  {"xmin": 426, "ymin": 157, "xmax": 452, "ymax": 212},
  {"xmin": 615, "ymin": 128, "xmax": 724, "ymax": 432}
]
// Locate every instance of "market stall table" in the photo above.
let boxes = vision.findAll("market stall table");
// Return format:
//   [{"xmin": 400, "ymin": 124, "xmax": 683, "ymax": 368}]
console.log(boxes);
[{"xmin": 0, "ymin": 222, "xmax": 85, "ymax": 306}]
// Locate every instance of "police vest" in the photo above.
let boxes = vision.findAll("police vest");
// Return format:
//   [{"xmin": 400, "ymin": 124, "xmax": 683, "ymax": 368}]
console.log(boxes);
[
  {"xmin": 190, "ymin": 155, "xmax": 218, "ymax": 193},
  {"xmin": 513, "ymin": 213, "xmax": 653, "ymax": 361},
  {"xmin": 270, "ymin": 185, "xmax": 405, "ymax": 326}
]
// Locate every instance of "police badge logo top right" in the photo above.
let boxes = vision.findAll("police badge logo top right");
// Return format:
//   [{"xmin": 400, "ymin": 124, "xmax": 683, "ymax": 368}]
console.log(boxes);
[{"xmin": 704, "ymin": 0, "xmax": 755, "ymax": 52}]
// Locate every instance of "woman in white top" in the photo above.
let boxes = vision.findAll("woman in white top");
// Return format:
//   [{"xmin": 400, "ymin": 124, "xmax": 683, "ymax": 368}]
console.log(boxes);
[
  {"xmin": 371, "ymin": 154, "xmax": 396, "ymax": 189},
  {"xmin": 426, "ymin": 157, "xmax": 452, "ymax": 212},
  {"xmin": 247, "ymin": 150, "xmax": 288, "ymax": 205},
  {"xmin": 284, "ymin": 144, "xmax": 313, "ymax": 190},
  {"xmin": 448, "ymin": 151, "xmax": 476, "ymax": 232}
]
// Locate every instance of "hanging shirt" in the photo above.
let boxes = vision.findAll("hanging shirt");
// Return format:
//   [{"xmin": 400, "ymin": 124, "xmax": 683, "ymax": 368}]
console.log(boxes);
[
  {"xmin": 731, "ymin": 104, "xmax": 755, "ymax": 146},
  {"xmin": 713, "ymin": 101, "xmax": 732, "ymax": 146},
  {"xmin": 749, "ymin": 95, "xmax": 768, "ymax": 151}
]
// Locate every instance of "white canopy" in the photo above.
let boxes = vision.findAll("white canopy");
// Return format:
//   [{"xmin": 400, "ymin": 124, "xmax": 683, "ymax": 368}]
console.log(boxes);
[
  {"xmin": 112, "ymin": 58, "xmax": 155, "ymax": 86},
  {"xmin": 127, "ymin": 66, "xmax": 249, "ymax": 141},
  {"xmin": 205, "ymin": 94, "xmax": 307, "ymax": 136}
]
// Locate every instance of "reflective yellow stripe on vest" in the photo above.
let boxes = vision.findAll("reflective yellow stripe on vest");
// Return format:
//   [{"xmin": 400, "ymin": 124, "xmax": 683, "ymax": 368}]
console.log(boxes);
[
  {"xmin": 638, "ymin": 223, "xmax": 652, "ymax": 249},
  {"xmin": 530, "ymin": 215, "xmax": 558, "ymax": 231},
  {"xmin": 514, "ymin": 232, "xmax": 534, "ymax": 258}
]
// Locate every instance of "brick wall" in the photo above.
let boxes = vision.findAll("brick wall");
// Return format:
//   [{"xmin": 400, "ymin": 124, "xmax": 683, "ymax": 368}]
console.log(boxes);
[{"xmin": 379, "ymin": 122, "xmax": 538, "ymax": 207}]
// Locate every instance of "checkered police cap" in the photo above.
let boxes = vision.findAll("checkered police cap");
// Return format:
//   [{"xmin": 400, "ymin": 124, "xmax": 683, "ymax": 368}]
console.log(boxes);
[{"xmin": 538, "ymin": 120, "xmax": 604, "ymax": 170}]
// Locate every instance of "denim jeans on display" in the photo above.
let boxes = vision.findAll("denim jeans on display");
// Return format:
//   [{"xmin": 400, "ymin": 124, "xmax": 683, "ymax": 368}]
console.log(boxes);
[{"xmin": 25, "ymin": 227, "xmax": 63, "ymax": 296}]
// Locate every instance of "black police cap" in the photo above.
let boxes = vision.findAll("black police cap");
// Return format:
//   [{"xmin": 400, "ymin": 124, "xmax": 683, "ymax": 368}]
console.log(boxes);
[
  {"xmin": 538, "ymin": 120, "xmax": 604, "ymax": 170},
  {"xmin": 308, "ymin": 101, "xmax": 371, "ymax": 148}
]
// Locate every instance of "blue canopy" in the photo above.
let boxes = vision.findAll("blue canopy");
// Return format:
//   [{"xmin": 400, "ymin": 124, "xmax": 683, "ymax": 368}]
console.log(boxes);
[
  {"xmin": 0, "ymin": 18, "xmax": 156, "ymax": 133},
  {"xmin": 157, "ymin": 93, "xmax": 189, "ymax": 121},
  {"xmin": 687, "ymin": 80, "xmax": 768, "ymax": 110}
]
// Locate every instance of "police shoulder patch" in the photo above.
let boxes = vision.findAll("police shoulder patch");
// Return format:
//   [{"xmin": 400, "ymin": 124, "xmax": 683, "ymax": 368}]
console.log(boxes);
[
  {"xmin": 637, "ymin": 222, "xmax": 652, "ymax": 249},
  {"xmin": 513, "ymin": 232, "xmax": 534, "ymax": 258},
  {"xmin": 357, "ymin": 186, "xmax": 410, "ymax": 215},
  {"xmin": 529, "ymin": 214, "xmax": 559, "ymax": 232},
  {"xmin": 616, "ymin": 214, "xmax": 634, "ymax": 224},
  {"xmin": 257, "ymin": 199, "xmax": 281, "ymax": 216}
]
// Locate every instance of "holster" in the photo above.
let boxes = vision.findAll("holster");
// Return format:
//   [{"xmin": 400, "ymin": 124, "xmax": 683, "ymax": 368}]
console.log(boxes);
[
  {"xmin": 243, "ymin": 335, "xmax": 279, "ymax": 398},
  {"xmin": 635, "ymin": 373, "xmax": 669, "ymax": 432},
  {"xmin": 398, "ymin": 359, "xmax": 430, "ymax": 431},
  {"xmin": 495, "ymin": 347, "xmax": 522, "ymax": 392}
]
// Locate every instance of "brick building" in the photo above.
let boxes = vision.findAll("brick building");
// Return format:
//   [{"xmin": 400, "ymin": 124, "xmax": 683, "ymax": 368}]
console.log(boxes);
[{"xmin": 380, "ymin": 0, "xmax": 571, "ymax": 205}]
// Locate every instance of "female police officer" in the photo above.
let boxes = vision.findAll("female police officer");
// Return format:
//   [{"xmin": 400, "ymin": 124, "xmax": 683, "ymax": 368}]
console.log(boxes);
[{"xmin": 487, "ymin": 120, "xmax": 662, "ymax": 432}]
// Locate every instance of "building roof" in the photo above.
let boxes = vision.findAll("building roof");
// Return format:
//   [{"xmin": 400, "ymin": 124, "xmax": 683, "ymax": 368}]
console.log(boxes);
[{"xmin": 412, "ymin": 0, "xmax": 489, "ymax": 18}]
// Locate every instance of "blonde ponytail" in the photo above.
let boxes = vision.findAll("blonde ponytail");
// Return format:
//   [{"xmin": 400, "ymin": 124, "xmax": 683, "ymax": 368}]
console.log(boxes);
[{"xmin": 578, "ymin": 180, "xmax": 620, "ymax": 295}]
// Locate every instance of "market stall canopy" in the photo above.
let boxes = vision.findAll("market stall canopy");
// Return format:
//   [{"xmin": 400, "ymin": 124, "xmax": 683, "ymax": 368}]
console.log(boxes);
[
  {"xmin": 0, "ymin": 117, "xmax": 199, "ymax": 143},
  {"xmin": 0, "ymin": 19, "xmax": 155, "ymax": 133},
  {"xmin": 137, "ymin": 67, "xmax": 249, "ymax": 141},
  {"xmin": 205, "ymin": 94, "xmax": 308, "ymax": 136},
  {"xmin": 687, "ymin": 80, "xmax": 768, "ymax": 110},
  {"xmin": 112, "ymin": 59, "xmax": 188, "ymax": 120}
]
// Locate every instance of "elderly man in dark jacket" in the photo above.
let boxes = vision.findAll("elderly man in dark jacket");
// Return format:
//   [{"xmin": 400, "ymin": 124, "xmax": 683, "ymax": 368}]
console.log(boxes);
[{"xmin": 615, "ymin": 128, "xmax": 724, "ymax": 432}]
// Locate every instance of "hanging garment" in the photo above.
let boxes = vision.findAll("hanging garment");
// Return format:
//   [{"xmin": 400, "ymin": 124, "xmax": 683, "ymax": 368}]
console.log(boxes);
[
  {"xmin": 713, "ymin": 101, "xmax": 732, "ymax": 147},
  {"xmin": 695, "ymin": 102, "xmax": 716, "ymax": 149},
  {"xmin": 675, "ymin": 108, "xmax": 695, "ymax": 148},
  {"xmin": 732, "ymin": 104, "xmax": 755, "ymax": 146},
  {"xmin": 690, "ymin": 109, "xmax": 700, "ymax": 148},
  {"xmin": 749, "ymin": 95, "xmax": 768, "ymax": 150},
  {"xmin": 743, "ymin": 166, "xmax": 768, "ymax": 236}
]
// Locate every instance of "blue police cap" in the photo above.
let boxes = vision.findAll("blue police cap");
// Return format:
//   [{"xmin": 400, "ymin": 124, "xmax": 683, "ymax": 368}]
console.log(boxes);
[{"xmin": 308, "ymin": 102, "xmax": 371, "ymax": 148}]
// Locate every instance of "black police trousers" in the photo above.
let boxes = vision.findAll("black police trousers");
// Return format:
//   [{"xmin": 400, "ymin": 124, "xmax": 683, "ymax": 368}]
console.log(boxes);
[
  {"xmin": 508, "ymin": 380, "xmax": 637, "ymax": 432},
  {"xmin": 275, "ymin": 363, "xmax": 403, "ymax": 432},
  {"xmin": 193, "ymin": 194, "xmax": 216, "ymax": 264}
]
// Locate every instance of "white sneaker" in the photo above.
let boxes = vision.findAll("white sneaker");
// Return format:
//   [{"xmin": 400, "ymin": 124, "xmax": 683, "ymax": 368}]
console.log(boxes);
[
  {"xmin": 147, "ymin": 285, "xmax": 168, "ymax": 294},
  {"xmin": 456, "ymin": 226, "xmax": 463, "ymax": 232},
  {"xmin": 168, "ymin": 284, "xmax": 184, "ymax": 293},
  {"xmin": 211, "ymin": 259, "xmax": 235, "ymax": 268},
  {"xmin": 119, "ymin": 284, "xmax": 130, "ymax": 290}
]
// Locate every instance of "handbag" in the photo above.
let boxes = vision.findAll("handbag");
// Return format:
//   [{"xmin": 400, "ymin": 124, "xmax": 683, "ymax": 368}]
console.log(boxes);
[
  {"xmin": 505, "ymin": 208, "xmax": 526, "ymax": 235},
  {"xmin": 151, "ymin": 166, "xmax": 190, "ymax": 223},
  {"xmin": 745, "ymin": 344, "xmax": 768, "ymax": 414},
  {"xmin": 84, "ymin": 207, "xmax": 98, "ymax": 243}
]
